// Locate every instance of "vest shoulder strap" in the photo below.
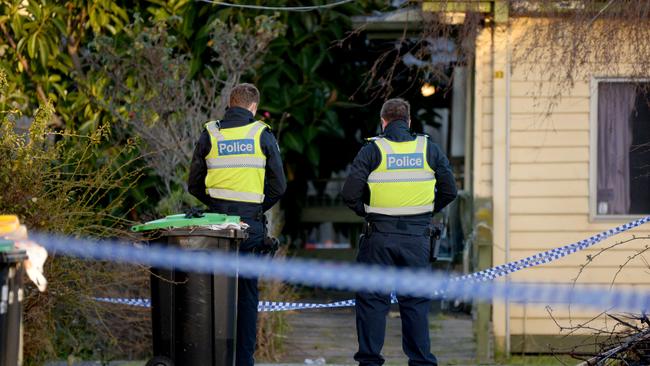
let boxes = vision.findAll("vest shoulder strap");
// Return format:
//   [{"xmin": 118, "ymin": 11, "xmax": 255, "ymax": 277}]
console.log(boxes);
[
  {"xmin": 369, "ymin": 135, "xmax": 428, "ymax": 155},
  {"xmin": 205, "ymin": 120, "xmax": 225, "ymax": 140},
  {"xmin": 204, "ymin": 120, "xmax": 220, "ymax": 129},
  {"xmin": 365, "ymin": 136, "xmax": 385, "ymax": 148},
  {"xmin": 371, "ymin": 136, "xmax": 395, "ymax": 154},
  {"xmin": 256, "ymin": 120, "xmax": 272, "ymax": 130},
  {"xmin": 245, "ymin": 121, "xmax": 270, "ymax": 139},
  {"xmin": 366, "ymin": 134, "xmax": 387, "ymax": 141},
  {"xmin": 414, "ymin": 135, "xmax": 427, "ymax": 154}
]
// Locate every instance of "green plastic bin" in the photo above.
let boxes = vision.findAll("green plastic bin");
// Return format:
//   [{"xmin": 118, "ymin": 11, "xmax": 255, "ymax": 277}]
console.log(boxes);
[{"xmin": 131, "ymin": 213, "xmax": 242, "ymax": 232}]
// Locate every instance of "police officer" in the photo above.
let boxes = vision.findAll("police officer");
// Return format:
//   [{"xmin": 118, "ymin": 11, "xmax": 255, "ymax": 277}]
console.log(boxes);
[
  {"xmin": 188, "ymin": 83, "xmax": 286, "ymax": 366},
  {"xmin": 341, "ymin": 98, "xmax": 457, "ymax": 366}
]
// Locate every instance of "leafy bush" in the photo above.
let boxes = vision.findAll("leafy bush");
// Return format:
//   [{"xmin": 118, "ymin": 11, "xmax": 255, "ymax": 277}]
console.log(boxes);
[
  {"xmin": 1, "ymin": 68, "xmax": 149, "ymax": 364},
  {"xmin": 257, "ymin": 270, "xmax": 296, "ymax": 361},
  {"xmin": 83, "ymin": 15, "xmax": 285, "ymax": 214}
]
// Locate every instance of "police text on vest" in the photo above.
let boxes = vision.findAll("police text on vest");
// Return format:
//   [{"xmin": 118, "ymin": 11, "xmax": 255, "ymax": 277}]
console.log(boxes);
[
  {"xmin": 217, "ymin": 139, "xmax": 255, "ymax": 155},
  {"xmin": 386, "ymin": 153, "xmax": 424, "ymax": 169}
]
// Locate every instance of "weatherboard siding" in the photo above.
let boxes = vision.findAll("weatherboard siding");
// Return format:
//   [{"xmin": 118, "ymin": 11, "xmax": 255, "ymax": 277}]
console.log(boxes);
[{"xmin": 473, "ymin": 17, "xmax": 650, "ymax": 344}]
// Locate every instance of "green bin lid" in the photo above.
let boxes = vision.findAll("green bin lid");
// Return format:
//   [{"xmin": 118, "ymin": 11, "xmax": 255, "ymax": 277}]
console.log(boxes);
[
  {"xmin": 0, "ymin": 239, "xmax": 14, "ymax": 252},
  {"xmin": 131, "ymin": 213, "xmax": 241, "ymax": 232}
]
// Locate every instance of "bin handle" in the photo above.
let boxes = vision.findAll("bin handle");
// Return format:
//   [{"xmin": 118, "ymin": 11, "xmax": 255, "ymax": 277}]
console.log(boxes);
[{"xmin": 184, "ymin": 208, "xmax": 205, "ymax": 219}]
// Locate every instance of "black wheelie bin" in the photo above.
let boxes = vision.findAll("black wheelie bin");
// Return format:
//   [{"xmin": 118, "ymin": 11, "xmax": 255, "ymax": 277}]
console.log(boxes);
[
  {"xmin": 132, "ymin": 213, "xmax": 248, "ymax": 366},
  {"xmin": 0, "ymin": 239, "xmax": 27, "ymax": 366}
]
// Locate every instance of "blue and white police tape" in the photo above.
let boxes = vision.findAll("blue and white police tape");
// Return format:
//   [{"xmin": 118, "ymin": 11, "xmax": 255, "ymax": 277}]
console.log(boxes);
[
  {"xmin": 31, "ymin": 215, "xmax": 650, "ymax": 312},
  {"xmin": 93, "ymin": 294, "xmax": 400, "ymax": 312},
  {"xmin": 83, "ymin": 216, "xmax": 650, "ymax": 311},
  {"xmin": 93, "ymin": 297, "xmax": 361, "ymax": 312},
  {"xmin": 84, "ymin": 215, "xmax": 650, "ymax": 311},
  {"xmin": 456, "ymin": 215, "xmax": 650, "ymax": 283},
  {"xmin": 94, "ymin": 297, "xmax": 150, "ymax": 308}
]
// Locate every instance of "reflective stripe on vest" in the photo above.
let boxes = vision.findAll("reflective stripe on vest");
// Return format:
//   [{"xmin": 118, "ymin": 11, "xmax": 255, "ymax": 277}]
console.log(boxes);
[
  {"xmin": 364, "ymin": 203, "xmax": 435, "ymax": 216},
  {"xmin": 368, "ymin": 170, "xmax": 435, "ymax": 183},
  {"xmin": 206, "ymin": 156, "xmax": 266, "ymax": 169},
  {"xmin": 207, "ymin": 189, "xmax": 265, "ymax": 203},
  {"xmin": 204, "ymin": 120, "xmax": 268, "ymax": 203},
  {"xmin": 366, "ymin": 135, "xmax": 436, "ymax": 216}
]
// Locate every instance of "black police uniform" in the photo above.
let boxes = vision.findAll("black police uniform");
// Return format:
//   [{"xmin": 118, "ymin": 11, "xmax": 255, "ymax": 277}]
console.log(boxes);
[
  {"xmin": 341, "ymin": 119, "xmax": 457, "ymax": 366},
  {"xmin": 188, "ymin": 106, "xmax": 287, "ymax": 366}
]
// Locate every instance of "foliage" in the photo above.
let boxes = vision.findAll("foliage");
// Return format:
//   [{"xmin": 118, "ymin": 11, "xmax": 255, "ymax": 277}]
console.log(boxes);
[
  {"xmin": 254, "ymin": 1, "xmax": 380, "ymax": 174},
  {"xmin": 1, "ymin": 1, "xmax": 299, "ymax": 360},
  {"xmin": 254, "ymin": 195, "xmax": 297, "ymax": 360},
  {"xmin": 256, "ymin": 248, "xmax": 297, "ymax": 361},
  {"xmin": 0, "ymin": 97, "xmax": 139, "ymax": 235},
  {"xmin": 495, "ymin": 354, "xmax": 576, "ymax": 365},
  {"xmin": 510, "ymin": 2, "xmax": 650, "ymax": 110},
  {"xmin": 0, "ymin": 0, "xmax": 382, "ymax": 198},
  {"xmin": 0, "ymin": 0, "xmax": 128, "ymax": 126},
  {"xmin": 369, "ymin": 1, "xmax": 650, "ymax": 114},
  {"xmin": 81, "ymin": 14, "xmax": 284, "ymax": 213},
  {"xmin": 0, "ymin": 0, "xmax": 382, "ymax": 362},
  {"xmin": 0, "ymin": 67, "xmax": 149, "ymax": 364},
  {"xmin": 545, "ymin": 235, "xmax": 650, "ymax": 365}
]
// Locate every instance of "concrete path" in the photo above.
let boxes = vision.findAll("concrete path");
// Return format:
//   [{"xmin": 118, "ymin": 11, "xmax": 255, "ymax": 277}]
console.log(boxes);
[
  {"xmin": 273, "ymin": 308, "xmax": 476, "ymax": 365},
  {"xmin": 46, "ymin": 308, "xmax": 477, "ymax": 366}
]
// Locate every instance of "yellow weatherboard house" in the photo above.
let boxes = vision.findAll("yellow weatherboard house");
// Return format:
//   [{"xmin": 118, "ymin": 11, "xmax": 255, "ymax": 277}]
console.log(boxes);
[{"xmin": 470, "ymin": 1, "xmax": 650, "ymax": 357}]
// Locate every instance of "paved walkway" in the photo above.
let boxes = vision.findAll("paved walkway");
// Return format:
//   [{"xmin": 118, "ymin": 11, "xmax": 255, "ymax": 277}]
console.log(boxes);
[
  {"xmin": 272, "ymin": 308, "xmax": 476, "ymax": 365},
  {"xmin": 46, "ymin": 308, "xmax": 477, "ymax": 366}
]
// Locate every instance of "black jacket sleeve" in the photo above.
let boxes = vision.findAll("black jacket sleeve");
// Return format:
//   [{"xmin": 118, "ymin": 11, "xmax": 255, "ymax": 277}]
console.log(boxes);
[
  {"xmin": 427, "ymin": 139, "xmax": 458, "ymax": 213},
  {"xmin": 188, "ymin": 130, "xmax": 212, "ymax": 206},
  {"xmin": 341, "ymin": 142, "xmax": 380, "ymax": 217},
  {"xmin": 260, "ymin": 129, "xmax": 287, "ymax": 212}
]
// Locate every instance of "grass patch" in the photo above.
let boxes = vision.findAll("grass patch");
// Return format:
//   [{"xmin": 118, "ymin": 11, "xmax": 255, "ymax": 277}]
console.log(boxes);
[{"xmin": 496, "ymin": 354, "xmax": 577, "ymax": 365}]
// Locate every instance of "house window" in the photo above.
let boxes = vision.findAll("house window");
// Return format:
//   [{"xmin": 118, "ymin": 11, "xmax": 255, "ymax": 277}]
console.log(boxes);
[{"xmin": 596, "ymin": 81, "xmax": 650, "ymax": 216}]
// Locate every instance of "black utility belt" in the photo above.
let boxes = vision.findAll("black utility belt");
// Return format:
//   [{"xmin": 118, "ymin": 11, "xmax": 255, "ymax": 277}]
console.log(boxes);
[{"xmin": 362, "ymin": 221, "xmax": 438, "ymax": 237}]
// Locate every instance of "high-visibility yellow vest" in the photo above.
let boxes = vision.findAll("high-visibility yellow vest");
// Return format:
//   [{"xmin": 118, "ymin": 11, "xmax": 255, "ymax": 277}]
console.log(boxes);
[
  {"xmin": 204, "ymin": 120, "xmax": 268, "ymax": 203},
  {"xmin": 365, "ymin": 135, "xmax": 436, "ymax": 216}
]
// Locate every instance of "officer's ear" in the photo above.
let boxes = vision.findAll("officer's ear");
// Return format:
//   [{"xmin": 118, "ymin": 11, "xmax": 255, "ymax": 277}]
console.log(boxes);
[
  {"xmin": 381, "ymin": 117, "xmax": 388, "ymax": 131},
  {"xmin": 248, "ymin": 102, "xmax": 258, "ymax": 116}
]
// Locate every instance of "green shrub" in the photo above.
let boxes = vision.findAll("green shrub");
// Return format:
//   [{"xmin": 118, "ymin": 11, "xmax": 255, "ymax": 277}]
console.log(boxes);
[
  {"xmin": 256, "ymin": 246, "xmax": 297, "ymax": 362},
  {"xmin": 1, "ymin": 68, "xmax": 149, "ymax": 364}
]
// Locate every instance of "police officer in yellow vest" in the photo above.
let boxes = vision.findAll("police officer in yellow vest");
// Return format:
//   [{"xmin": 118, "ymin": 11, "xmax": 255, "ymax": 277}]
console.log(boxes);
[
  {"xmin": 188, "ymin": 83, "xmax": 286, "ymax": 366},
  {"xmin": 341, "ymin": 98, "xmax": 457, "ymax": 366}
]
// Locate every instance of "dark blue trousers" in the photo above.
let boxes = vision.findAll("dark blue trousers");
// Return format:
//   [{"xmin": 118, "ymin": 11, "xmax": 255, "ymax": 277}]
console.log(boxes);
[
  {"xmin": 354, "ymin": 228, "xmax": 438, "ymax": 366},
  {"xmin": 236, "ymin": 219, "xmax": 264, "ymax": 366}
]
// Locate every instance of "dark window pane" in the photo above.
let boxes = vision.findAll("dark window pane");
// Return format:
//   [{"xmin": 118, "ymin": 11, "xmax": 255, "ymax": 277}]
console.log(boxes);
[
  {"xmin": 629, "ymin": 87, "xmax": 650, "ymax": 214},
  {"xmin": 597, "ymin": 82, "xmax": 650, "ymax": 215},
  {"xmin": 596, "ymin": 82, "xmax": 637, "ymax": 215}
]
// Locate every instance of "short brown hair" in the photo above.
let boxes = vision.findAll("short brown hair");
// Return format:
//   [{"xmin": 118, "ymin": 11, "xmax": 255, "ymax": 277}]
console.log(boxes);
[
  {"xmin": 229, "ymin": 83, "xmax": 260, "ymax": 108},
  {"xmin": 380, "ymin": 98, "xmax": 410, "ymax": 123}
]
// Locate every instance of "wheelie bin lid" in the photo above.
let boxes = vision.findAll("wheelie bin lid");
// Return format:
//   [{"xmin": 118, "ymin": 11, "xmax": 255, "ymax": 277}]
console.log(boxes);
[
  {"xmin": 131, "ymin": 213, "xmax": 245, "ymax": 235},
  {"xmin": 0, "ymin": 239, "xmax": 27, "ymax": 263},
  {"xmin": 0, "ymin": 239, "xmax": 14, "ymax": 252}
]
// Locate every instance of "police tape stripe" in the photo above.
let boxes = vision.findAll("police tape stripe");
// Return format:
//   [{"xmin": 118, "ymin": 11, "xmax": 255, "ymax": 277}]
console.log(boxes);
[
  {"xmin": 32, "ymin": 215, "xmax": 650, "ymax": 312},
  {"xmin": 457, "ymin": 215, "xmax": 650, "ymax": 283},
  {"xmin": 93, "ymin": 294, "xmax": 399, "ymax": 312}
]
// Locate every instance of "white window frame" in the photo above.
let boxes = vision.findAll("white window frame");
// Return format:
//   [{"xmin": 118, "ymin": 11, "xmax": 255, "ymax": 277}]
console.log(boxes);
[{"xmin": 589, "ymin": 77, "xmax": 650, "ymax": 221}]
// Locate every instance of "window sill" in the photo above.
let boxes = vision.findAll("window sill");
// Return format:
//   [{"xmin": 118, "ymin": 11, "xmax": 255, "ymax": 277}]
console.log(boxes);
[{"xmin": 589, "ymin": 214, "xmax": 650, "ymax": 223}]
